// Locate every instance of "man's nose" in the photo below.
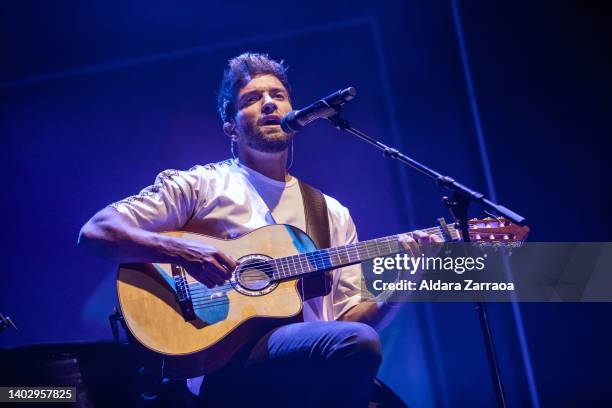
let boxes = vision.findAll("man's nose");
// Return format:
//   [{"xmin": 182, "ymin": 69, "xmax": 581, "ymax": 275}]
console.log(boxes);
[{"xmin": 262, "ymin": 95, "xmax": 277, "ymax": 114}]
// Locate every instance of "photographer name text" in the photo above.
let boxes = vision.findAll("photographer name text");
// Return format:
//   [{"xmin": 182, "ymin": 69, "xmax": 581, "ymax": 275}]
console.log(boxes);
[{"xmin": 373, "ymin": 279, "xmax": 515, "ymax": 291}]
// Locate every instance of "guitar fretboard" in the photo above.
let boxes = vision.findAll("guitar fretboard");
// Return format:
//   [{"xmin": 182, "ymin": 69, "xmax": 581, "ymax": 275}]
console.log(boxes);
[{"xmin": 266, "ymin": 225, "xmax": 459, "ymax": 281}]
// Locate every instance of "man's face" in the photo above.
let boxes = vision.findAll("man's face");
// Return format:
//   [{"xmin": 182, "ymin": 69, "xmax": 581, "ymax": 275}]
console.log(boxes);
[{"xmin": 232, "ymin": 74, "xmax": 293, "ymax": 153}]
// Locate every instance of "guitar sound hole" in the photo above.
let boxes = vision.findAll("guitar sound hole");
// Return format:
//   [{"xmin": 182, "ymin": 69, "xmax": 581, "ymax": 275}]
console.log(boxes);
[
  {"xmin": 231, "ymin": 254, "xmax": 279, "ymax": 296},
  {"xmin": 238, "ymin": 268, "xmax": 270, "ymax": 291}
]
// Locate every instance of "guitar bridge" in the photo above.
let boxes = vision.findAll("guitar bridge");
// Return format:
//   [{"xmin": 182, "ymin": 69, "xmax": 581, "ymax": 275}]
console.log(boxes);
[{"xmin": 171, "ymin": 264, "xmax": 196, "ymax": 321}]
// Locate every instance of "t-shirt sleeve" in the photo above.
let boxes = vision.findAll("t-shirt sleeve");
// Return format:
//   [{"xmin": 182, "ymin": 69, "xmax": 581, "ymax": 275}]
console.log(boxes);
[
  {"xmin": 329, "ymin": 203, "xmax": 374, "ymax": 320},
  {"xmin": 109, "ymin": 167, "xmax": 206, "ymax": 232}
]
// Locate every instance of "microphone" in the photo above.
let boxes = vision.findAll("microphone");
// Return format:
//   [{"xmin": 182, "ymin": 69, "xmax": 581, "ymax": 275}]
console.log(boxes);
[{"xmin": 281, "ymin": 87, "xmax": 357, "ymax": 132}]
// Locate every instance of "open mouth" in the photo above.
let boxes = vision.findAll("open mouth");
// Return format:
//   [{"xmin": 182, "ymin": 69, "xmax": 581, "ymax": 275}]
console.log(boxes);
[{"xmin": 259, "ymin": 116, "xmax": 281, "ymax": 126}]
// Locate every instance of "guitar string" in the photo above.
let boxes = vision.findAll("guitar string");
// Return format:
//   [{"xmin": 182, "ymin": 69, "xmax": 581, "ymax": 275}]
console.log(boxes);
[
  {"xmin": 184, "ymin": 226, "xmax": 451, "ymax": 285},
  {"xmin": 186, "ymin": 235, "xmax": 417, "ymax": 308},
  {"xmin": 184, "ymin": 235, "xmax": 406, "ymax": 290},
  {"xmin": 186, "ymin": 227, "xmax": 468, "ymax": 302},
  {"xmin": 188, "ymin": 240, "xmax": 510, "ymax": 310},
  {"xmin": 166, "ymin": 222, "xmax": 501, "ymax": 290},
  {"xmin": 186, "ymin": 228, "xmax": 463, "ymax": 308},
  {"xmin": 185, "ymin": 225, "xmax": 501, "ymax": 288},
  {"xmin": 190, "ymin": 223, "xmax": 509, "ymax": 284},
  {"xmin": 187, "ymin": 235, "xmax": 515, "ymax": 310},
  {"xmin": 189, "ymin": 235, "xmax": 404, "ymax": 286},
  {"xmin": 188, "ymin": 272, "xmax": 385, "ymax": 309},
  {"xmin": 187, "ymin": 231, "xmax": 521, "ymax": 305},
  {"xmin": 171, "ymin": 227, "xmax": 513, "ymax": 309},
  {"xmin": 185, "ymin": 223, "xmax": 508, "ymax": 289},
  {"xmin": 230, "ymin": 225, "xmax": 445, "ymax": 275},
  {"xmin": 188, "ymin": 290, "xmax": 329, "ymax": 312},
  {"xmin": 185, "ymin": 228, "xmax": 447, "ymax": 290},
  {"xmin": 126, "ymin": 224, "xmax": 515, "ymax": 314}
]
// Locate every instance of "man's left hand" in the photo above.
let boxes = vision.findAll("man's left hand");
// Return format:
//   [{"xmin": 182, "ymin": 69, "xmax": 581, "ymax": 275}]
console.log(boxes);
[{"xmin": 398, "ymin": 230, "xmax": 443, "ymax": 258}]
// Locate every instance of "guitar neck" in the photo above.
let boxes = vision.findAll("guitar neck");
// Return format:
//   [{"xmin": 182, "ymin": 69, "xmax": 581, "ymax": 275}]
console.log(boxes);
[{"xmin": 268, "ymin": 224, "xmax": 459, "ymax": 282}]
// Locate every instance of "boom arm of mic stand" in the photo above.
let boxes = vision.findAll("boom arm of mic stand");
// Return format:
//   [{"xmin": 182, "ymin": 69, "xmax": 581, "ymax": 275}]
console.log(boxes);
[
  {"xmin": 327, "ymin": 114, "xmax": 526, "ymax": 225},
  {"xmin": 0, "ymin": 312, "xmax": 18, "ymax": 333}
]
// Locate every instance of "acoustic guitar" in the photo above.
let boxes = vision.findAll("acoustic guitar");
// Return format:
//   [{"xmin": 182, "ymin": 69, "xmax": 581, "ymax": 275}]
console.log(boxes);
[{"xmin": 117, "ymin": 218, "xmax": 528, "ymax": 378}]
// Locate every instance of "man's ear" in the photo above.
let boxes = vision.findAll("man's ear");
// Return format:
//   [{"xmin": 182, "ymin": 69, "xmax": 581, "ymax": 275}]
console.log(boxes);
[{"xmin": 223, "ymin": 122, "xmax": 237, "ymax": 140}]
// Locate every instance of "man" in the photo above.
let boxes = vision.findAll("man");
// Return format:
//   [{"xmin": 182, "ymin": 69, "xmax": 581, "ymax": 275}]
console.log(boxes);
[{"xmin": 79, "ymin": 52, "xmax": 437, "ymax": 407}]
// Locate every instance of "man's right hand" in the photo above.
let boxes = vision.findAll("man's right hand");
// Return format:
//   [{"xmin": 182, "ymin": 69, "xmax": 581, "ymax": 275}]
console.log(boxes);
[
  {"xmin": 172, "ymin": 238, "xmax": 239, "ymax": 288},
  {"xmin": 78, "ymin": 207, "xmax": 239, "ymax": 288}
]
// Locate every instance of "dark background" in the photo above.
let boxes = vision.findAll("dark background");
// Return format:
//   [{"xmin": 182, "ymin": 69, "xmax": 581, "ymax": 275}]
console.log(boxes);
[{"xmin": 1, "ymin": 1, "xmax": 610, "ymax": 406}]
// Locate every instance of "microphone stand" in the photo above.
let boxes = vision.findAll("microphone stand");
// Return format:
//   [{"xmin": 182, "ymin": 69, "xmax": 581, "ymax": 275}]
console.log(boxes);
[
  {"xmin": 0, "ymin": 312, "xmax": 18, "ymax": 334},
  {"xmin": 327, "ymin": 112, "xmax": 526, "ymax": 408}
]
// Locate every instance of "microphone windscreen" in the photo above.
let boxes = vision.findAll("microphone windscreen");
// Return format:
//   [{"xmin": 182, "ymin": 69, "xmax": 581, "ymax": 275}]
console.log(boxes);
[{"xmin": 280, "ymin": 111, "xmax": 300, "ymax": 133}]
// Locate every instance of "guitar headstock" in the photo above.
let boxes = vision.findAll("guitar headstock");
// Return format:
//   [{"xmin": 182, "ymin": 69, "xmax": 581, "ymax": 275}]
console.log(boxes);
[{"xmin": 464, "ymin": 217, "xmax": 530, "ymax": 246}]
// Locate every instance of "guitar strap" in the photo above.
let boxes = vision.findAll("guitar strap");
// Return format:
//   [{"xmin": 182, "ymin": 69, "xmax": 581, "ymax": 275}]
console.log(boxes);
[{"xmin": 298, "ymin": 180, "xmax": 333, "ymax": 300}]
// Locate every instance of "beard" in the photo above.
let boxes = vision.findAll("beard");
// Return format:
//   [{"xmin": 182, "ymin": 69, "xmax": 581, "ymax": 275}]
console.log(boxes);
[{"xmin": 240, "ymin": 122, "xmax": 293, "ymax": 153}]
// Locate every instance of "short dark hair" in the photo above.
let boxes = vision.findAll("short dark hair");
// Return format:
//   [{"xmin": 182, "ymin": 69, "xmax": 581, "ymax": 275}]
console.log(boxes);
[{"xmin": 217, "ymin": 52, "xmax": 291, "ymax": 123}]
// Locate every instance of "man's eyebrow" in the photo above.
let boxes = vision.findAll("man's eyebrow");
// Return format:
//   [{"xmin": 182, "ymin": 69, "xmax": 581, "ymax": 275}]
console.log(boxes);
[
  {"xmin": 239, "ymin": 89, "xmax": 259, "ymax": 99},
  {"xmin": 238, "ymin": 87, "xmax": 287, "ymax": 104},
  {"xmin": 242, "ymin": 87, "xmax": 286, "ymax": 95},
  {"xmin": 269, "ymin": 87, "xmax": 287, "ymax": 94}
]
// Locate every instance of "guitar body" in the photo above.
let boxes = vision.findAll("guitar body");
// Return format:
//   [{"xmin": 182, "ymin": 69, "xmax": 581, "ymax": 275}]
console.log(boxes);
[
  {"xmin": 117, "ymin": 224, "xmax": 316, "ymax": 379},
  {"xmin": 117, "ymin": 217, "xmax": 528, "ymax": 379}
]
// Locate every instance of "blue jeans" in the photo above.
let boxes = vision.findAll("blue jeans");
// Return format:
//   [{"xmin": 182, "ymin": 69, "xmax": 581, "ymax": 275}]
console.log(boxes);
[{"xmin": 198, "ymin": 321, "xmax": 382, "ymax": 407}]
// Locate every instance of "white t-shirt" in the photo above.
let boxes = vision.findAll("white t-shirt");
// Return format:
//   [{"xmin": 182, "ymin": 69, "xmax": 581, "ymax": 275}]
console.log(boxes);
[{"xmin": 110, "ymin": 158, "xmax": 369, "ymax": 322}]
